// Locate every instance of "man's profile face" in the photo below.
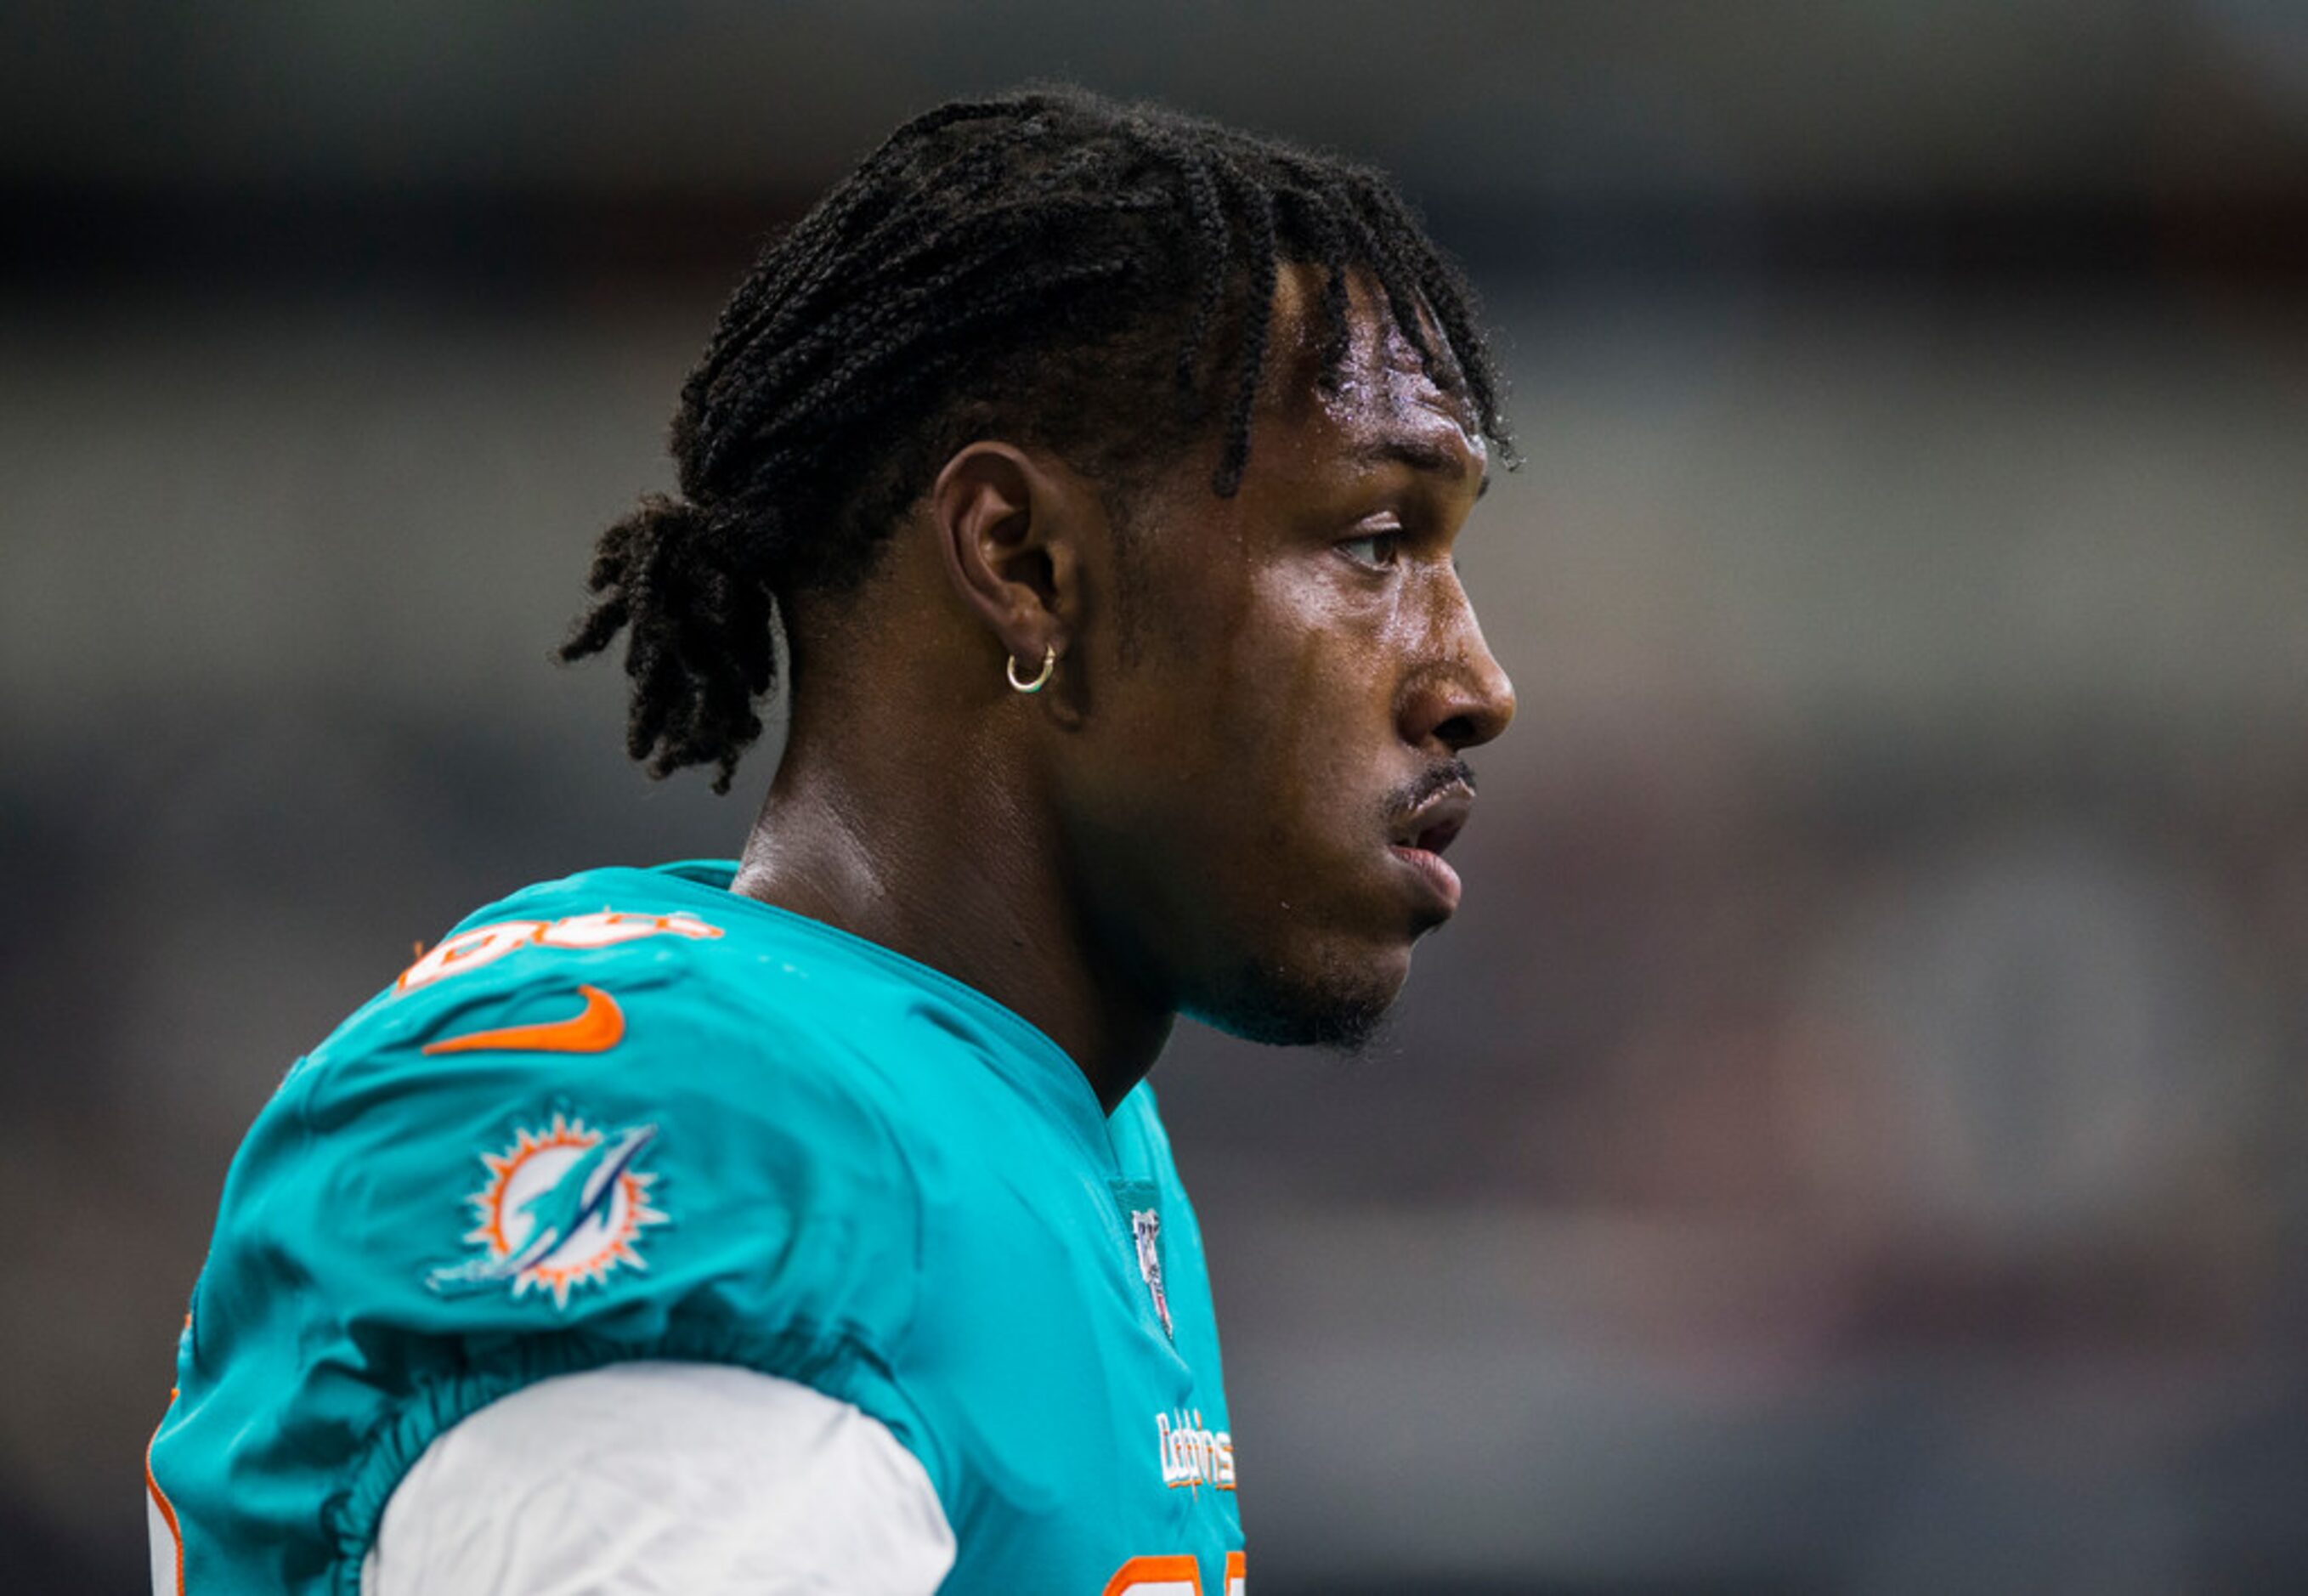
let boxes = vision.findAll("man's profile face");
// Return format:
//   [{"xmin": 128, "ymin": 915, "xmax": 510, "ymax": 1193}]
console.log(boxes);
[{"xmin": 1054, "ymin": 269, "xmax": 1516, "ymax": 1047}]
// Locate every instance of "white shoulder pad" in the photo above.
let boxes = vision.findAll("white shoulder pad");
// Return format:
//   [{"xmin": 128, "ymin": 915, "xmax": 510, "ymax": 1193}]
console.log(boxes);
[{"xmin": 362, "ymin": 1361, "xmax": 955, "ymax": 1595}]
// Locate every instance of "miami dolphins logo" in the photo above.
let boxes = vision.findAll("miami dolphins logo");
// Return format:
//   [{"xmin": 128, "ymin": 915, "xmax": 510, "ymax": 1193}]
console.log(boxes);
[{"xmin": 427, "ymin": 1112, "xmax": 667, "ymax": 1307}]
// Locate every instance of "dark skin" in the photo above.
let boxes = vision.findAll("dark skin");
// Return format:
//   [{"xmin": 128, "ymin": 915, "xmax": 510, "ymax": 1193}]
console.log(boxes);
[{"xmin": 732, "ymin": 269, "xmax": 1515, "ymax": 1111}]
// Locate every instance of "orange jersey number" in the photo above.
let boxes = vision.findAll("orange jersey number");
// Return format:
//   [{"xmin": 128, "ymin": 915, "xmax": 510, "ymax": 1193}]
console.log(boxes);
[{"xmin": 1103, "ymin": 1551, "xmax": 1247, "ymax": 1595}]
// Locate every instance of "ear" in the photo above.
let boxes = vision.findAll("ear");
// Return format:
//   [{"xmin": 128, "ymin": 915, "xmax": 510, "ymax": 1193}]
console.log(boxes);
[{"xmin": 928, "ymin": 440, "xmax": 1095, "ymax": 676}]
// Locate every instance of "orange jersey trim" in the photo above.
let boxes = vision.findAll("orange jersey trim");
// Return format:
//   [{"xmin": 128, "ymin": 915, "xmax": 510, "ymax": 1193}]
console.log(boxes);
[{"xmin": 146, "ymin": 1426, "xmax": 184, "ymax": 1596}]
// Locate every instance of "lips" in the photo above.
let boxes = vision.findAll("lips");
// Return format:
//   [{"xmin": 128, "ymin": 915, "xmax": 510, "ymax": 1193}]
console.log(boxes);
[
  {"xmin": 1391, "ymin": 784, "xmax": 1473, "ymax": 855},
  {"xmin": 1388, "ymin": 783, "xmax": 1474, "ymax": 917}
]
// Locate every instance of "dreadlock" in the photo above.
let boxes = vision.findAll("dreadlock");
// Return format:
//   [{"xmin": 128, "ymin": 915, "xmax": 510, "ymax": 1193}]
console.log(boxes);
[{"xmin": 562, "ymin": 86, "xmax": 1511, "ymax": 792}]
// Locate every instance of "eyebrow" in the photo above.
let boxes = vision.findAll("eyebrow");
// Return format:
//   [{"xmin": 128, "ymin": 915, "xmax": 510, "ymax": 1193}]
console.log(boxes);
[{"xmin": 1353, "ymin": 434, "xmax": 1491, "ymax": 501}]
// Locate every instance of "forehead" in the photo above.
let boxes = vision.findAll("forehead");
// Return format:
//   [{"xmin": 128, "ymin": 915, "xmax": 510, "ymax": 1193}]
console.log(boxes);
[{"xmin": 1259, "ymin": 263, "xmax": 1485, "ymax": 476}]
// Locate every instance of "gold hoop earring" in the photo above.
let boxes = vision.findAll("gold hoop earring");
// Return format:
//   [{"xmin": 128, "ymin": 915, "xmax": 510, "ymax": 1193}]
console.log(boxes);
[{"xmin": 1006, "ymin": 644, "xmax": 1056, "ymax": 694}]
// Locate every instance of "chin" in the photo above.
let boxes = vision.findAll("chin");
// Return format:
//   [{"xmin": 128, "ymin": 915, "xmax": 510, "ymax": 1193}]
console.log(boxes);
[{"xmin": 1185, "ymin": 936, "xmax": 1411, "ymax": 1053}]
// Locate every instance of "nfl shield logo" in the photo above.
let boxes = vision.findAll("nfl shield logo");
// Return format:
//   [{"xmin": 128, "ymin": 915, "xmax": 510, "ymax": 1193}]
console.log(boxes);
[{"xmin": 1129, "ymin": 1207, "xmax": 1173, "ymax": 1339}]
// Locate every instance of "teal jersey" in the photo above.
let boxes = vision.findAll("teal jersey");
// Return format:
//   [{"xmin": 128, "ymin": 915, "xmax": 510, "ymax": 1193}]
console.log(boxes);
[{"xmin": 150, "ymin": 862, "xmax": 1245, "ymax": 1595}]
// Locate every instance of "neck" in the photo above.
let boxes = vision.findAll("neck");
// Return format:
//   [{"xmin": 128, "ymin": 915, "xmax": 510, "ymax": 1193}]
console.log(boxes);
[{"xmin": 728, "ymin": 680, "xmax": 1172, "ymax": 1114}]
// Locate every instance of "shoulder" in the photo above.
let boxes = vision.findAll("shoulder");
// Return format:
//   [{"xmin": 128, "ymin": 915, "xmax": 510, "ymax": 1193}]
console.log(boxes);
[
  {"xmin": 298, "ymin": 861, "xmax": 904, "ymax": 1146},
  {"xmin": 212, "ymin": 860, "xmax": 925, "ymax": 1350},
  {"xmin": 161, "ymin": 866, "xmax": 951, "ymax": 1586},
  {"xmin": 315, "ymin": 860, "xmax": 800, "ymax": 1077}
]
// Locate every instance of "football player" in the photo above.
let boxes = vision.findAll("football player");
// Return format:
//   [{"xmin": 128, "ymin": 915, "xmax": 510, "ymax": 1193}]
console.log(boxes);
[{"xmin": 149, "ymin": 87, "xmax": 1514, "ymax": 1594}]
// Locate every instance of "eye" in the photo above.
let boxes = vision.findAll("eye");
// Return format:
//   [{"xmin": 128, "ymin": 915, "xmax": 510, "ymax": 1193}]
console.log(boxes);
[{"xmin": 1337, "ymin": 527, "xmax": 1403, "ymax": 569}]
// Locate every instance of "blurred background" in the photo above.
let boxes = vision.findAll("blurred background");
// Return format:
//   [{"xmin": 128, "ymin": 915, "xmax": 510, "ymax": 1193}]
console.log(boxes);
[{"xmin": 6, "ymin": 3, "xmax": 2306, "ymax": 1590}]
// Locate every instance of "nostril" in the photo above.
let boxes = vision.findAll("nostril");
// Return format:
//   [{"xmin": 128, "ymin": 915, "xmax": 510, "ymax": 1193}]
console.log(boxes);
[
  {"xmin": 1406, "ymin": 658, "xmax": 1513, "ymax": 754},
  {"xmin": 1434, "ymin": 713, "xmax": 1479, "ymax": 751}
]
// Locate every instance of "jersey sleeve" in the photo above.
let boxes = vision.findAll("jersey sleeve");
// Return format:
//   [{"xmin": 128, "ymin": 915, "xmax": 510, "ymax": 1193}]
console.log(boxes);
[
  {"xmin": 151, "ymin": 923, "xmax": 930, "ymax": 1594},
  {"xmin": 362, "ymin": 1363, "xmax": 955, "ymax": 1596}
]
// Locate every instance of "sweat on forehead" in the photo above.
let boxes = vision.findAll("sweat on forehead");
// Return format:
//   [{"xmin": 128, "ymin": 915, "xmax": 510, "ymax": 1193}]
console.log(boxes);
[{"xmin": 1257, "ymin": 263, "xmax": 1479, "ymax": 434}]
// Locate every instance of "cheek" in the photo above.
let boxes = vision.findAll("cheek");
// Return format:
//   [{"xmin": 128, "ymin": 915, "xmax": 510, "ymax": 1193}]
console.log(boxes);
[
  {"xmin": 1082, "ymin": 557, "xmax": 1399, "ymax": 907},
  {"xmin": 1249, "ymin": 571, "xmax": 1399, "ymax": 772},
  {"xmin": 1210, "ymin": 586, "xmax": 1403, "ymax": 886}
]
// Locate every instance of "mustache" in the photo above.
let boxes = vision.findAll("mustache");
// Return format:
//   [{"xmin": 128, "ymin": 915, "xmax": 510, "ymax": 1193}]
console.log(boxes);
[{"xmin": 1386, "ymin": 758, "xmax": 1477, "ymax": 817}]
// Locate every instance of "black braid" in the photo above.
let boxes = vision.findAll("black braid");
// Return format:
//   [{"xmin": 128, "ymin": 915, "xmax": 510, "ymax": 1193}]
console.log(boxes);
[{"xmin": 563, "ymin": 85, "xmax": 1509, "ymax": 790}]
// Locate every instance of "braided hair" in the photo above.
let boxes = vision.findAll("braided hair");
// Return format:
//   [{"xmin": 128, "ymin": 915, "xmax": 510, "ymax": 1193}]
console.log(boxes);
[{"xmin": 562, "ymin": 86, "xmax": 1510, "ymax": 791}]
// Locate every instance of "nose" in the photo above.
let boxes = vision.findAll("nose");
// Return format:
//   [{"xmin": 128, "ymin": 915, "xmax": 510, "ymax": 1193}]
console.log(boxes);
[{"xmin": 1400, "ymin": 573, "xmax": 1516, "ymax": 755}]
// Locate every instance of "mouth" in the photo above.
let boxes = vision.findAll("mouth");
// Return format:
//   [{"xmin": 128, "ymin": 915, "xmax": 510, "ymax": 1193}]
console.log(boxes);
[{"xmin": 1387, "ymin": 784, "xmax": 1474, "ymax": 917}]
